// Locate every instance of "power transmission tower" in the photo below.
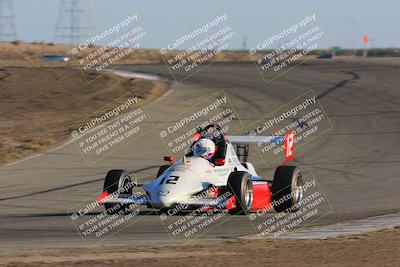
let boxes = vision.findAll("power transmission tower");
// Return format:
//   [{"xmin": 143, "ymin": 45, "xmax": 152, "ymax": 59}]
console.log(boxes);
[
  {"xmin": 242, "ymin": 35, "xmax": 247, "ymax": 51},
  {"xmin": 54, "ymin": 0, "xmax": 92, "ymax": 45},
  {"xmin": 0, "ymin": 0, "xmax": 17, "ymax": 41}
]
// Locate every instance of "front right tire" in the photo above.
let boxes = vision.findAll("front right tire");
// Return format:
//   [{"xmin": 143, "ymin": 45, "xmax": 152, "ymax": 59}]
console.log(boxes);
[
  {"xmin": 103, "ymin": 169, "xmax": 135, "ymax": 215},
  {"xmin": 157, "ymin": 165, "xmax": 170, "ymax": 178},
  {"xmin": 271, "ymin": 166, "xmax": 303, "ymax": 212}
]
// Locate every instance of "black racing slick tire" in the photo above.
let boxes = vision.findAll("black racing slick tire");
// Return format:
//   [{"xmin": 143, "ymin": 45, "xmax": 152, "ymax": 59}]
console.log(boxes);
[
  {"xmin": 103, "ymin": 170, "xmax": 135, "ymax": 215},
  {"xmin": 271, "ymin": 166, "xmax": 303, "ymax": 212},
  {"xmin": 227, "ymin": 171, "xmax": 253, "ymax": 215},
  {"xmin": 157, "ymin": 165, "xmax": 170, "ymax": 178}
]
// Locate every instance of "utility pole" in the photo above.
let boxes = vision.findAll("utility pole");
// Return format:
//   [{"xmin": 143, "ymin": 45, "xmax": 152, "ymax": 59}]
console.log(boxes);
[
  {"xmin": 54, "ymin": 0, "xmax": 92, "ymax": 45},
  {"xmin": 0, "ymin": 0, "xmax": 16, "ymax": 41},
  {"xmin": 345, "ymin": 17, "xmax": 357, "ymax": 56}
]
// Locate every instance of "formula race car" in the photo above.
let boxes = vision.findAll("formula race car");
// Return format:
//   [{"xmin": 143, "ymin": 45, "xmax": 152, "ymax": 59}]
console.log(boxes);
[{"xmin": 98, "ymin": 124, "xmax": 303, "ymax": 215}]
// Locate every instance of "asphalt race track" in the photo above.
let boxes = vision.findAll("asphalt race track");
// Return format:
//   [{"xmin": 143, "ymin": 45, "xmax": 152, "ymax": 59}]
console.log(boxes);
[{"xmin": 0, "ymin": 58, "xmax": 399, "ymax": 250}]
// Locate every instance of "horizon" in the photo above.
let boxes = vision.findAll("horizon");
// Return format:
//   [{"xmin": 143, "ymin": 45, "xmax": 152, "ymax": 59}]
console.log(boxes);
[{"xmin": 2, "ymin": 0, "xmax": 398, "ymax": 50}]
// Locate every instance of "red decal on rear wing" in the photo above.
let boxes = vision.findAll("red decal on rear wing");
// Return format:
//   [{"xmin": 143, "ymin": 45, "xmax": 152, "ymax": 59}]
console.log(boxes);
[{"xmin": 284, "ymin": 131, "xmax": 295, "ymax": 162}]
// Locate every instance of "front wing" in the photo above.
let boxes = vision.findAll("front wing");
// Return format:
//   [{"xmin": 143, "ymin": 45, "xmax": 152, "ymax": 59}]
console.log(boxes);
[{"xmin": 99, "ymin": 182, "xmax": 271, "ymax": 212}]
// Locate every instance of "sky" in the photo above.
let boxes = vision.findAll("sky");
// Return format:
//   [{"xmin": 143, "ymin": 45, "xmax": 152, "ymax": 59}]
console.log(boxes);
[{"xmin": 9, "ymin": 0, "xmax": 400, "ymax": 49}]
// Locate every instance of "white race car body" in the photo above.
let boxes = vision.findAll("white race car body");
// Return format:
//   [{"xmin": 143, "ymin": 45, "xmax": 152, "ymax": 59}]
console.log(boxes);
[
  {"xmin": 101, "ymin": 132, "xmax": 284, "ymax": 212},
  {"xmin": 99, "ymin": 124, "xmax": 301, "ymax": 215},
  {"xmin": 143, "ymin": 142, "xmax": 254, "ymax": 208}
]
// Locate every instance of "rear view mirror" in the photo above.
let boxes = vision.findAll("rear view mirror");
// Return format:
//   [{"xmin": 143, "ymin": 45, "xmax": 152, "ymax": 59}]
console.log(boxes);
[{"xmin": 164, "ymin": 156, "xmax": 174, "ymax": 164}]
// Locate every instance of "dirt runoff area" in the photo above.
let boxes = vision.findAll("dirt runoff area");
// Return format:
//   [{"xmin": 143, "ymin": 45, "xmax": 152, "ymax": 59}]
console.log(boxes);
[
  {"xmin": 0, "ymin": 227, "xmax": 398, "ymax": 267},
  {"xmin": 0, "ymin": 67, "xmax": 168, "ymax": 164}
]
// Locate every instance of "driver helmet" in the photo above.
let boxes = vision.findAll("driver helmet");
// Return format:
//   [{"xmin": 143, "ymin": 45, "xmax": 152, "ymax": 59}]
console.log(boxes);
[{"xmin": 192, "ymin": 138, "xmax": 216, "ymax": 160}]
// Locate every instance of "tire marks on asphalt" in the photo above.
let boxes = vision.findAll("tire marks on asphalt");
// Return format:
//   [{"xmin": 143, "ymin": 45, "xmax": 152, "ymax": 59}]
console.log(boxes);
[{"xmin": 317, "ymin": 71, "xmax": 359, "ymax": 99}]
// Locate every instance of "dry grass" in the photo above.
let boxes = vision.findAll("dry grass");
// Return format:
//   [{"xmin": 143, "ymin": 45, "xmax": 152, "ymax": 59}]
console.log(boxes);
[
  {"xmin": 0, "ymin": 41, "xmax": 256, "ymax": 67},
  {"xmin": 0, "ymin": 66, "xmax": 168, "ymax": 164},
  {"xmin": 0, "ymin": 227, "xmax": 399, "ymax": 266}
]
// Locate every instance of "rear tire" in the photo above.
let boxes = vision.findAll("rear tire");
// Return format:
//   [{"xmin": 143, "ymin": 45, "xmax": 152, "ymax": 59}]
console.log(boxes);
[
  {"xmin": 227, "ymin": 171, "xmax": 253, "ymax": 215},
  {"xmin": 103, "ymin": 170, "xmax": 135, "ymax": 215},
  {"xmin": 271, "ymin": 166, "xmax": 303, "ymax": 212}
]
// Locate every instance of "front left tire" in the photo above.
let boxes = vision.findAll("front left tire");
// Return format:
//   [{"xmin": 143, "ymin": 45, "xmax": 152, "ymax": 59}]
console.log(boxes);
[{"xmin": 227, "ymin": 171, "xmax": 253, "ymax": 215}]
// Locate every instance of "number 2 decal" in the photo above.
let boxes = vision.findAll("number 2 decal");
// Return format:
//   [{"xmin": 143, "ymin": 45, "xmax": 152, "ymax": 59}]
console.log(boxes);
[
  {"xmin": 166, "ymin": 175, "xmax": 180, "ymax": 184},
  {"xmin": 159, "ymin": 175, "xmax": 180, "ymax": 185},
  {"xmin": 284, "ymin": 131, "xmax": 295, "ymax": 162}
]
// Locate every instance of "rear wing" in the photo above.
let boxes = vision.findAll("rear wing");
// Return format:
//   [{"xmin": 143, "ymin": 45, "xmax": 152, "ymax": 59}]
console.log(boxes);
[
  {"xmin": 227, "ymin": 135, "xmax": 284, "ymax": 145},
  {"xmin": 228, "ymin": 131, "xmax": 296, "ymax": 163}
]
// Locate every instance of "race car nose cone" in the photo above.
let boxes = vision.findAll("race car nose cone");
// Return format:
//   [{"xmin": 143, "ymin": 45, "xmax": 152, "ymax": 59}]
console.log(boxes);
[
  {"xmin": 143, "ymin": 158, "xmax": 208, "ymax": 209},
  {"xmin": 151, "ymin": 195, "xmax": 174, "ymax": 209}
]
